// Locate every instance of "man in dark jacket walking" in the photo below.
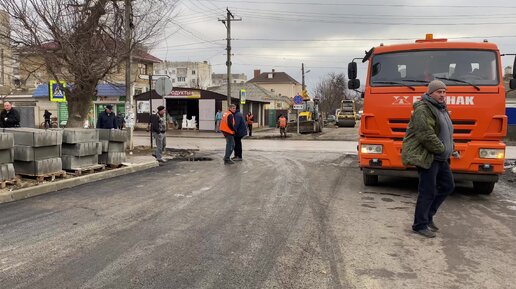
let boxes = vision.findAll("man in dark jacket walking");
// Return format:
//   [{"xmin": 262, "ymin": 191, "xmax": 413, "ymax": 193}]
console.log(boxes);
[
  {"xmin": 43, "ymin": 109, "xmax": 52, "ymax": 129},
  {"xmin": 232, "ymin": 108, "xmax": 248, "ymax": 161},
  {"xmin": 0, "ymin": 102, "xmax": 21, "ymax": 128},
  {"xmin": 96, "ymin": 104, "xmax": 118, "ymax": 129},
  {"xmin": 402, "ymin": 80, "xmax": 457, "ymax": 238},
  {"xmin": 150, "ymin": 106, "xmax": 167, "ymax": 163}
]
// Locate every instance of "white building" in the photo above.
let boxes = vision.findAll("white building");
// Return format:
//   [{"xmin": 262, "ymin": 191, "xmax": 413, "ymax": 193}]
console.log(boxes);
[
  {"xmin": 154, "ymin": 61, "xmax": 212, "ymax": 89},
  {"xmin": 211, "ymin": 73, "xmax": 247, "ymax": 86}
]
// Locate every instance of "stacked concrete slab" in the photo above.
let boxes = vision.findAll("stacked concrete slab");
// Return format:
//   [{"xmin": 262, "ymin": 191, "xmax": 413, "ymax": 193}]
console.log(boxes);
[
  {"xmin": 0, "ymin": 133, "xmax": 15, "ymax": 181},
  {"xmin": 5, "ymin": 128, "xmax": 63, "ymax": 176},
  {"xmin": 97, "ymin": 129, "xmax": 126, "ymax": 165},
  {"xmin": 61, "ymin": 129, "xmax": 101, "ymax": 170}
]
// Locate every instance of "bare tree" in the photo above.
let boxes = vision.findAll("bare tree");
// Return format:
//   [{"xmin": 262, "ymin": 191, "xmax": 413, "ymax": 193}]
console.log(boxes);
[
  {"xmin": 314, "ymin": 72, "xmax": 354, "ymax": 115},
  {"xmin": 0, "ymin": 0, "xmax": 175, "ymax": 127}
]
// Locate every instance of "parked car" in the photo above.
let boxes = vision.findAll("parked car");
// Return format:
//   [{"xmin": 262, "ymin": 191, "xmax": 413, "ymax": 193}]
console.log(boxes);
[
  {"xmin": 324, "ymin": 114, "xmax": 336, "ymax": 125},
  {"xmin": 356, "ymin": 110, "xmax": 363, "ymax": 120}
]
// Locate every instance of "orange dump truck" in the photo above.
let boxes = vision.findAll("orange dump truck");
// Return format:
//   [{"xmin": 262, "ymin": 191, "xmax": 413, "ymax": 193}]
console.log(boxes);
[{"xmin": 348, "ymin": 34, "xmax": 514, "ymax": 194}]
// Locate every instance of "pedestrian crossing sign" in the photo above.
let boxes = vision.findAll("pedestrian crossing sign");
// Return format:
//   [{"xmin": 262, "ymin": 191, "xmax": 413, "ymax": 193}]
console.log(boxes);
[{"xmin": 49, "ymin": 80, "xmax": 67, "ymax": 102}]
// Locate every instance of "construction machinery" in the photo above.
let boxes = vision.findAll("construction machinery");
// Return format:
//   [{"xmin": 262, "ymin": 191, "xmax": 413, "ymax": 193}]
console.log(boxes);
[
  {"xmin": 287, "ymin": 91, "xmax": 323, "ymax": 133},
  {"xmin": 336, "ymin": 99, "xmax": 356, "ymax": 127}
]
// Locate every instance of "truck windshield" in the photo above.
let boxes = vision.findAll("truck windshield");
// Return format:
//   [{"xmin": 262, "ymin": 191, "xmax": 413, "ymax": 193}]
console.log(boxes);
[{"xmin": 370, "ymin": 50, "xmax": 499, "ymax": 87}]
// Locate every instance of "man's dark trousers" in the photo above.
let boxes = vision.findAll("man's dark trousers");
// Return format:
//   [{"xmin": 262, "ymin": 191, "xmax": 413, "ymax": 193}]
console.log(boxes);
[
  {"xmin": 413, "ymin": 160, "xmax": 455, "ymax": 231},
  {"xmin": 234, "ymin": 136, "xmax": 242, "ymax": 158},
  {"xmin": 247, "ymin": 124, "xmax": 252, "ymax": 136},
  {"xmin": 224, "ymin": 135, "xmax": 235, "ymax": 161}
]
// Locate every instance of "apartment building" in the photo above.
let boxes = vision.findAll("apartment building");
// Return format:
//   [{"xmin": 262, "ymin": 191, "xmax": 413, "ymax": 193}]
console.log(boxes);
[{"xmin": 154, "ymin": 61, "xmax": 212, "ymax": 89}]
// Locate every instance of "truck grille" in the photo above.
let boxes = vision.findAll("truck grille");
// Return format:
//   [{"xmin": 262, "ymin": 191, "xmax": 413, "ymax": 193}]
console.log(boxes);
[{"xmin": 388, "ymin": 119, "xmax": 476, "ymax": 135}]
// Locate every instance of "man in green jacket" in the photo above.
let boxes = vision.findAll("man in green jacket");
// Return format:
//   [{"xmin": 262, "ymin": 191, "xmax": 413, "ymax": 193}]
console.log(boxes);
[{"xmin": 402, "ymin": 80, "xmax": 457, "ymax": 238}]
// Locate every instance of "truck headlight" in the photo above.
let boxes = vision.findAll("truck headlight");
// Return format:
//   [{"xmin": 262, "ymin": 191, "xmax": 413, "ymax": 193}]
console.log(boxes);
[
  {"xmin": 479, "ymin": 149, "xmax": 504, "ymax": 159},
  {"xmin": 361, "ymin": 144, "xmax": 383, "ymax": 154}
]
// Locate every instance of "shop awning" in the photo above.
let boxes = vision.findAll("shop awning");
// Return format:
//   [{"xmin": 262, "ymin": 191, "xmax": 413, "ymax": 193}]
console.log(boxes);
[{"xmin": 32, "ymin": 83, "xmax": 126, "ymax": 98}]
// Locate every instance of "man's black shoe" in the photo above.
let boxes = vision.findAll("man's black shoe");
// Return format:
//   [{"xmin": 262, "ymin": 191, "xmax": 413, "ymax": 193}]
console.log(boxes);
[
  {"xmin": 428, "ymin": 222, "xmax": 439, "ymax": 232},
  {"xmin": 413, "ymin": 228, "xmax": 436, "ymax": 238},
  {"xmin": 224, "ymin": 159, "xmax": 235, "ymax": 165},
  {"xmin": 231, "ymin": 157, "xmax": 243, "ymax": 161}
]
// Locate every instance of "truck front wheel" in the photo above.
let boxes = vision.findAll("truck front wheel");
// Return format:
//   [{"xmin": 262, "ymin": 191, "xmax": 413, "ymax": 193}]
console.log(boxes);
[
  {"xmin": 473, "ymin": 181, "xmax": 495, "ymax": 195},
  {"xmin": 363, "ymin": 173, "xmax": 378, "ymax": 186}
]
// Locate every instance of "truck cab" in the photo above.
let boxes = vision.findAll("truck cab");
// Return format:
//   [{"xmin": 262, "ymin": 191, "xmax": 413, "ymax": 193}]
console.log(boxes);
[{"xmin": 348, "ymin": 34, "xmax": 512, "ymax": 194}]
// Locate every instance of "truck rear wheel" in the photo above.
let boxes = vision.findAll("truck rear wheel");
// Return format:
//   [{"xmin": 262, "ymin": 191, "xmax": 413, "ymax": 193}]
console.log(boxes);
[
  {"xmin": 473, "ymin": 181, "xmax": 495, "ymax": 195},
  {"xmin": 363, "ymin": 172, "xmax": 378, "ymax": 186}
]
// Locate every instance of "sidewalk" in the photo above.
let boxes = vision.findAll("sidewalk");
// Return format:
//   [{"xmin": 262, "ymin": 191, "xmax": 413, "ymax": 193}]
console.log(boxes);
[
  {"xmin": 133, "ymin": 127, "xmax": 278, "ymax": 139},
  {"xmin": 133, "ymin": 126, "xmax": 358, "ymax": 141}
]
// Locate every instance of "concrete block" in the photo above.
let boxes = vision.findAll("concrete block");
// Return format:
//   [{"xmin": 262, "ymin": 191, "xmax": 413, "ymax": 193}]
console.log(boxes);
[
  {"xmin": 4, "ymin": 128, "xmax": 63, "ymax": 147},
  {"xmin": 62, "ymin": 155, "xmax": 99, "ymax": 170},
  {"xmin": 14, "ymin": 157, "xmax": 63, "ymax": 176},
  {"xmin": 14, "ymin": 145, "xmax": 61, "ymax": 162},
  {"xmin": 100, "ymin": 140, "xmax": 109, "ymax": 152},
  {"xmin": 108, "ymin": 142, "xmax": 126, "ymax": 152},
  {"xmin": 506, "ymin": 125, "xmax": 516, "ymax": 141},
  {"xmin": 97, "ymin": 129, "xmax": 127, "ymax": 142},
  {"xmin": 0, "ymin": 163, "xmax": 15, "ymax": 181},
  {"xmin": 98, "ymin": 152, "xmax": 126, "ymax": 165},
  {"xmin": 0, "ymin": 148, "xmax": 14, "ymax": 164},
  {"xmin": 62, "ymin": 129, "xmax": 99, "ymax": 144},
  {"xmin": 96, "ymin": 142, "xmax": 103, "ymax": 155},
  {"xmin": 62, "ymin": 142, "xmax": 98, "ymax": 157},
  {"xmin": 0, "ymin": 133, "xmax": 14, "ymax": 150}
]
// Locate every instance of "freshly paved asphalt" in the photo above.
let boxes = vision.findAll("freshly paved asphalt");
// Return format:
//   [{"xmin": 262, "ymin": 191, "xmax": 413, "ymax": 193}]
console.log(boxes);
[{"xmin": 1, "ymin": 149, "xmax": 515, "ymax": 289}]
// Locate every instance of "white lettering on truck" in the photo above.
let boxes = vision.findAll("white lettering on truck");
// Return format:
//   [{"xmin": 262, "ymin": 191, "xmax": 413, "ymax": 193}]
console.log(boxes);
[{"xmin": 403, "ymin": 95, "xmax": 475, "ymax": 105}]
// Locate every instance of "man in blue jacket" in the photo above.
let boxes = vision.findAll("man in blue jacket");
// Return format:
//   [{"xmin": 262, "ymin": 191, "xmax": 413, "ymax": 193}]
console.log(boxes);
[
  {"xmin": 232, "ymin": 107, "xmax": 248, "ymax": 161},
  {"xmin": 96, "ymin": 104, "xmax": 118, "ymax": 129}
]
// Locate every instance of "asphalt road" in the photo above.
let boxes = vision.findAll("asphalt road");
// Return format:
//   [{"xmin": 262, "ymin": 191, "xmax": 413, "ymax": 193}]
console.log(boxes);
[{"xmin": 1, "ymin": 150, "xmax": 515, "ymax": 289}]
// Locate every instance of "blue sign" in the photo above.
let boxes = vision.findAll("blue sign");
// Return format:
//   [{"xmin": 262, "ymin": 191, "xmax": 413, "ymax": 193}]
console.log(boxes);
[
  {"xmin": 49, "ymin": 80, "xmax": 67, "ymax": 102},
  {"xmin": 293, "ymin": 94, "xmax": 303, "ymax": 105}
]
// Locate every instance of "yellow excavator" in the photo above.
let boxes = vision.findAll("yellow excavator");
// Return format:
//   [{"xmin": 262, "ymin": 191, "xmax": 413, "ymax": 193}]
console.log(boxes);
[{"xmin": 287, "ymin": 90, "xmax": 323, "ymax": 133}]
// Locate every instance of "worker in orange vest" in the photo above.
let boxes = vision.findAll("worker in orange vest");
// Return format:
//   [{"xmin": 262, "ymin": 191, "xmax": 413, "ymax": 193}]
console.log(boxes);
[
  {"xmin": 278, "ymin": 114, "xmax": 287, "ymax": 138},
  {"xmin": 220, "ymin": 104, "xmax": 237, "ymax": 164},
  {"xmin": 246, "ymin": 112, "xmax": 254, "ymax": 137}
]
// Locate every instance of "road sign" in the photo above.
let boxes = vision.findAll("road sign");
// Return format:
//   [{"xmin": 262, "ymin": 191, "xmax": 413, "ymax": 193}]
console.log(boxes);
[
  {"xmin": 49, "ymin": 80, "xmax": 66, "ymax": 102},
  {"xmin": 155, "ymin": 77, "xmax": 173, "ymax": 96},
  {"xmin": 293, "ymin": 94, "xmax": 303, "ymax": 105},
  {"xmin": 240, "ymin": 89, "xmax": 246, "ymax": 104},
  {"xmin": 293, "ymin": 104, "xmax": 304, "ymax": 110}
]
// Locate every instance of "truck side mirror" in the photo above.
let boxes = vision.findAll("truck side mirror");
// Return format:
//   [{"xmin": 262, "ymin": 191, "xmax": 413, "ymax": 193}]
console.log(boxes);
[
  {"xmin": 348, "ymin": 62, "xmax": 357, "ymax": 79},
  {"xmin": 510, "ymin": 79, "xmax": 516, "ymax": 89},
  {"xmin": 348, "ymin": 79, "xmax": 360, "ymax": 90}
]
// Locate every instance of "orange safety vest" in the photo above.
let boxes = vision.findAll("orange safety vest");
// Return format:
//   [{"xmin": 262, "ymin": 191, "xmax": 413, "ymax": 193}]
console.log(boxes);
[
  {"xmin": 278, "ymin": 116, "xmax": 287, "ymax": 128},
  {"xmin": 246, "ymin": 114, "xmax": 254, "ymax": 124},
  {"xmin": 220, "ymin": 111, "xmax": 235, "ymax": 135}
]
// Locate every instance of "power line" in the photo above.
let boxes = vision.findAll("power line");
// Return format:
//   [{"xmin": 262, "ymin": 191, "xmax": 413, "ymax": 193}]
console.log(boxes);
[
  {"xmin": 230, "ymin": 7, "xmax": 516, "ymax": 19},
  {"xmin": 234, "ymin": 13, "xmax": 516, "ymax": 25},
  {"xmin": 233, "ymin": 35, "xmax": 516, "ymax": 42},
  {"xmin": 201, "ymin": 0, "xmax": 516, "ymax": 9}
]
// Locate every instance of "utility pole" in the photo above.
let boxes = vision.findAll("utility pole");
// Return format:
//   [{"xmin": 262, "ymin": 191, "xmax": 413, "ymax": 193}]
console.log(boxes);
[
  {"xmin": 302, "ymin": 63, "xmax": 306, "ymax": 91},
  {"xmin": 219, "ymin": 8, "xmax": 241, "ymax": 106},
  {"xmin": 124, "ymin": 0, "xmax": 134, "ymax": 151}
]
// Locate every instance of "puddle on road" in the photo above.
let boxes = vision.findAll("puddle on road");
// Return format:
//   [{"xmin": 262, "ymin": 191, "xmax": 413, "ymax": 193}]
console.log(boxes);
[{"xmin": 361, "ymin": 204, "xmax": 377, "ymax": 209}]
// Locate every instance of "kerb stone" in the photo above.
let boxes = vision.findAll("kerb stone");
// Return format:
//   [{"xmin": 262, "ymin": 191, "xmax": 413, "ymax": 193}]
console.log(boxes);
[{"xmin": 62, "ymin": 129, "xmax": 99, "ymax": 144}]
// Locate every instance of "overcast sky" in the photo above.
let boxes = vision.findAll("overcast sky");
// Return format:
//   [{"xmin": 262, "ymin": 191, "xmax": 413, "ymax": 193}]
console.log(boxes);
[{"xmin": 151, "ymin": 0, "xmax": 516, "ymax": 92}]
